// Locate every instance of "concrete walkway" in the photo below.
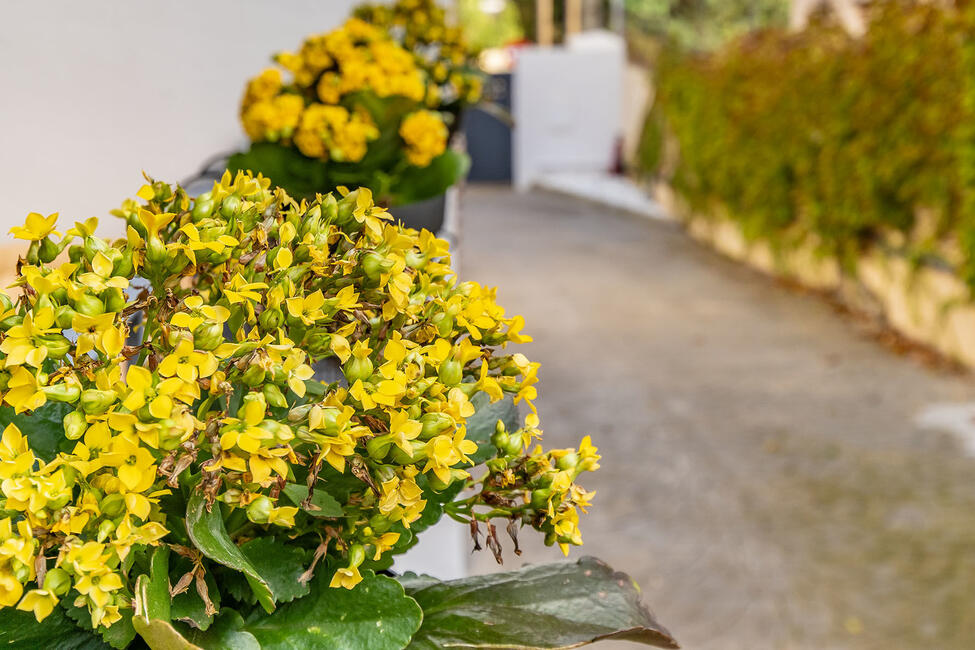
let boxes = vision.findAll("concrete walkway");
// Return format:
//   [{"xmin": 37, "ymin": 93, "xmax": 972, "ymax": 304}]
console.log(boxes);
[{"xmin": 460, "ymin": 186, "xmax": 975, "ymax": 650}]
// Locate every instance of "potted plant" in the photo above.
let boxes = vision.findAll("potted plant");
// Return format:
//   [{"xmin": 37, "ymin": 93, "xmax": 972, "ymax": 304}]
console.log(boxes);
[
  {"xmin": 226, "ymin": 19, "xmax": 468, "ymax": 232},
  {"xmin": 0, "ymin": 171, "xmax": 677, "ymax": 649},
  {"xmin": 353, "ymin": 0, "xmax": 485, "ymax": 130}
]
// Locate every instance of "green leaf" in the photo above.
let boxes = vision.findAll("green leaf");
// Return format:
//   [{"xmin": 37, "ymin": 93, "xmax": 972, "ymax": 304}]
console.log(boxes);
[
  {"xmin": 401, "ymin": 557, "xmax": 680, "ymax": 649},
  {"xmin": 144, "ymin": 546, "xmax": 172, "ymax": 622},
  {"xmin": 133, "ymin": 616, "xmax": 204, "ymax": 650},
  {"xmin": 170, "ymin": 569, "xmax": 220, "ymax": 632},
  {"xmin": 244, "ymin": 571, "xmax": 422, "ymax": 650},
  {"xmin": 185, "ymin": 491, "xmax": 275, "ymax": 613},
  {"xmin": 466, "ymin": 392, "xmax": 520, "ymax": 465},
  {"xmin": 0, "ymin": 401, "xmax": 73, "ymax": 462},
  {"xmin": 240, "ymin": 538, "xmax": 310, "ymax": 604},
  {"xmin": 281, "ymin": 483, "xmax": 343, "ymax": 518},
  {"xmin": 0, "ymin": 606, "xmax": 109, "ymax": 649},
  {"xmin": 389, "ymin": 150, "xmax": 469, "ymax": 206},
  {"xmin": 179, "ymin": 610, "xmax": 261, "ymax": 650}
]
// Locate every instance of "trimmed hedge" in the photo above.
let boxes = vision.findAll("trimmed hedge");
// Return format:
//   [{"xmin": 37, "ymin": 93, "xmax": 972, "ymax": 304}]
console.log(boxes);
[{"xmin": 642, "ymin": 4, "xmax": 975, "ymax": 287}]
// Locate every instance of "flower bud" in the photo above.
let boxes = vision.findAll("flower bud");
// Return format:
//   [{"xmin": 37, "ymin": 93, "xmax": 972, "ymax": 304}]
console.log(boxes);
[
  {"xmin": 241, "ymin": 364, "xmax": 267, "ymax": 387},
  {"xmin": 193, "ymin": 321, "xmax": 224, "ymax": 351},
  {"xmin": 42, "ymin": 568, "xmax": 71, "ymax": 596},
  {"xmin": 73, "ymin": 294, "xmax": 105, "ymax": 317},
  {"xmin": 348, "ymin": 544, "xmax": 366, "ymax": 569},
  {"xmin": 38, "ymin": 237, "xmax": 62, "ymax": 264},
  {"xmin": 146, "ymin": 236, "xmax": 168, "ymax": 265},
  {"xmin": 419, "ymin": 412, "xmax": 452, "ymax": 440},
  {"xmin": 38, "ymin": 334, "xmax": 71, "ymax": 360},
  {"xmin": 83, "ymin": 236, "xmax": 108, "ymax": 261},
  {"xmin": 103, "ymin": 288, "xmax": 126, "ymax": 314},
  {"xmin": 220, "ymin": 195, "xmax": 242, "ymax": 218},
  {"xmin": 343, "ymin": 356, "xmax": 373, "ymax": 383},
  {"xmin": 97, "ymin": 519, "xmax": 116, "ymax": 542},
  {"xmin": 258, "ymin": 307, "xmax": 284, "ymax": 332},
  {"xmin": 63, "ymin": 410, "xmax": 87, "ymax": 440},
  {"xmin": 192, "ymin": 197, "xmax": 215, "ymax": 221},
  {"xmin": 438, "ymin": 359, "xmax": 463, "ymax": 386},
  {"xmin": 365, "ymin": 436, "xmax": 392, "ymax": 461},
  {"xmin": 556, "ymin": 451, "xmax": 579, "ymax": 471},
  {"xmin": 100, "ymin": 493, "xmax": 126, "ymax": 518},
  {"xmin": 262, "ymin": 384, "xmax": 288, "ymax": 409},
  {"xmin": 247, "ymin": 496, "xmax": 273, "ymax": 524},
  {"xmin": 42, "ymin": 383, "xmax": 81, "ymax": 404},
  {"xmin": 54, "ymin": 305, "xmax": 78, "ymax": 329},
  {"xmin": 80, "ymin": 389, "xmax": 117, "ymax": 414}
]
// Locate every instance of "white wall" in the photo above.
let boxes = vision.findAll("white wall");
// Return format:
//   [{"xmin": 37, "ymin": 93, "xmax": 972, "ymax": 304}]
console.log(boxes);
[
  {"xmin": 512, "ymin": 30, "xmax": 624, "ymax": 190},
  {"xmin": 0, "ymin": 1, "xmax": 357, "ymax": 237}
]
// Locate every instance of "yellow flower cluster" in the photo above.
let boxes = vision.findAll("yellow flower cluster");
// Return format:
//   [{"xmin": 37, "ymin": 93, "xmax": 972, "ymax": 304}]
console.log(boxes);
[
  {"xmin": 354, "ymin": 0, "xmax": 484, "ymax": 108},
  {"xmin": 0, "ymin": 171, "xmax": 597, "ymax": 631},
  {"xmin": 400, "ymin": 110, "xmax": 449, "ymax": 167},
  {"xmin": 240, "ymin": 18, "xmax": 449, "ymax": 167}
]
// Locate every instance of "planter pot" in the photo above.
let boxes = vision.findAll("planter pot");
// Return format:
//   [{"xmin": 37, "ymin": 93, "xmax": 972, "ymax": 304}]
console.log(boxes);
[{"xmin": 392, "ymin": 192, "xmax": 447, "ymax": 233}]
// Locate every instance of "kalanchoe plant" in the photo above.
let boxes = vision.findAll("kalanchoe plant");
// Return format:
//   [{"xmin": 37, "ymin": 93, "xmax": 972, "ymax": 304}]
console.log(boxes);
[
  {"xmin": 354, "ymin": 0, "xmax": 485, "ymax": 122},
  {"xmin": 228, "ymin": 19, "xmax": 468, "ymax": 207},
  {"xmin": 0, "ymin": 171, "xmax": 677, "ymax": 649}
]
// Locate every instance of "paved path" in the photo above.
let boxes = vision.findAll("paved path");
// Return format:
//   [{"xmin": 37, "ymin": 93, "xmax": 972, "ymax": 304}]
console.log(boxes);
[{"xmin": 460, "ymin": 186, "xmax": 975, "ymax": 649}]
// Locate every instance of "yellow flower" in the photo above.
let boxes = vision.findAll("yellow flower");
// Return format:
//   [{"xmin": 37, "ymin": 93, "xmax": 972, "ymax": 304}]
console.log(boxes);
[
  {"xmin": 399, "ymin": 110, "xmax": 448, "ymax": 167},
  {"xmin": 329, "ymin": 565, "xmax": 362, "ymax": 589},
  {"xmin": 104, "ymin": 436, "xmax": 157, "ymax": 492},
  {"xmin": 16, "ymin": 588, "xmax": 57, "ymax": 622},
  {"xmin": 157, "ymin": 338, "xmax": 219, "ymax": 383},
  {"xmin": 72, "ymin": 312, "xmax": 125, "ymax": 358},
  {"xmin": 10, "ymin": 212, "xmax": 60, "ymax": 241},
  {"xmin": 0, "ymin": 308, "xmax": 58, "ymax": 367}
]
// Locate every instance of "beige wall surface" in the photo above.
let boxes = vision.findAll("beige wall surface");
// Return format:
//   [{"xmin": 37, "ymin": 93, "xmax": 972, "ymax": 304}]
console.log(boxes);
[{"xmin": 0, "ymin": 0, "xmax": 357, "ymax": 239}]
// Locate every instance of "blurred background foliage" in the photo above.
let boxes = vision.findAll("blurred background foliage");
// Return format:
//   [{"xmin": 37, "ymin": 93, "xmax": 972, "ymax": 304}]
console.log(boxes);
[
  {"xmin": 626, "ymin": 0, "xmax": 788, "ymax": 53},
  {"xmin": 639, "ymin": 2, "xmax": 975, "ymax": 286}
]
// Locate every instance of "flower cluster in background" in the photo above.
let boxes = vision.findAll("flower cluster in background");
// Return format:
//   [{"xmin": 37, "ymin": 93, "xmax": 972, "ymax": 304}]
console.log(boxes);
[
  {"xmin": 0, "ymin": 171, "xmax": 598, "ymax": 631},
  {"xmin": 355, "ymin": 0, "xmax": 484, "ymax": 114},
  {"xmin": 240, "ymin": 18, "xmax": 447, "ymax": 166}
]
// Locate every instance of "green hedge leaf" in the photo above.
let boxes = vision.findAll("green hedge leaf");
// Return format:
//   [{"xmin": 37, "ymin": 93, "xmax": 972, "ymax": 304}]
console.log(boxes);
[
  {"xmin": 400, "ymin": 556, "xmax": 679, "ymax": 649},
  {"xmin": 186, "ymin": 491, "xmax": 275, "ymax": 613},
  {"xmin": 244, "ymin": 571, "xmax": 422, "ymax": 650}
]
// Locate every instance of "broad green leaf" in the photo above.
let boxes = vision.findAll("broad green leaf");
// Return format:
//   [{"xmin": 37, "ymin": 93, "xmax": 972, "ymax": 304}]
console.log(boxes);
[
  {"xmin": 390, "ymin": 149, "xmax": 470, "ymax": 206},
  {"xmin": 240, "ymin": 538, "xmax": 311, "ymax": 603},
  {"xmin": 0, "ymin": 606, "xmax": 109, "ymax": 649},
  {"xmin": 401, "ymin": 557, "xmax": 679, "ymax": 649},
  {"xmin": 170, "ymin": 570, "xmax": 220, "ymax": 632},
  {"xmin": 244, "ymin": 571, "xmax": 422, "ymax": 650},
  {"xmin": 179, "ymin": 610, "xmax": 261, "ymax": 650},
  {"xmin": 466, "ymin": 392, "xmax": 520, "ymax": 465},
  {"xmin": 133, "ymin": 616, "xmax": 204, "ymax": 650},
  {"xmin": 145, "ymin": 545, "xmax": 172, "ymax": 622},
  {"xmin": 281, "ymin": 482, "xmax": 343, "ymax": 517},
  {"xmin": 0, "ymin": 401, "xmax": 73, "ymax": 462},
  {"xmin": 185, "ymin": 491, "xmax": 275, "ymax": 613}
]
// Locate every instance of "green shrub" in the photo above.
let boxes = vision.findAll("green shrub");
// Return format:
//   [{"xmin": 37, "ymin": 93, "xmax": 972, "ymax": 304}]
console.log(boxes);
[{"xmin": 642, "ymin": 4, "xmax": 975, "ymax": 284}]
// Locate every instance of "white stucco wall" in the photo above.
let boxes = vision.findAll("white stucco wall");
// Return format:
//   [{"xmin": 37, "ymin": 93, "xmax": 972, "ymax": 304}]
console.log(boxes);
[{"xmin": 0, "ymin": 1, "xmax": 358, "ymax": 237}]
